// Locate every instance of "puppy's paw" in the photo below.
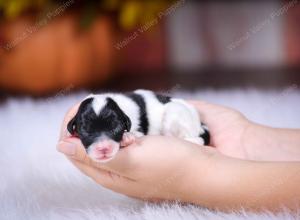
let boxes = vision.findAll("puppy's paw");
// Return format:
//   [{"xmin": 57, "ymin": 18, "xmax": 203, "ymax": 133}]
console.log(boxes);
[{"xmin": 121, "ymin": 132, "xmax": 136, "ymax": 147}]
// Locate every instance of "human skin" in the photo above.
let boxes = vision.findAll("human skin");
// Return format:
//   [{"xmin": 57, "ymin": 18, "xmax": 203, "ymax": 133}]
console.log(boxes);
[
  {"xmin": 57, "ymin": 101, "xmax": 300, "ymax": 212},
  {"xmin": 189, "ymin": 101, "xmax": 300, "ymax": 161}
]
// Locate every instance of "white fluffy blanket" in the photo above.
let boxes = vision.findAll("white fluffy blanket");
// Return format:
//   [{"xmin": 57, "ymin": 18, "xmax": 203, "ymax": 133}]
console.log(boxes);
[{"xmin": 1, "ymin": 89, "xmax": 300, "ymax": 220}]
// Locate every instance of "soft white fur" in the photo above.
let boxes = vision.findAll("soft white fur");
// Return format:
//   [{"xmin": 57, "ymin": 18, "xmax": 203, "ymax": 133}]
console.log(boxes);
[
  {"xmin": 135, "ymin": 90, "xmax": 204, "ymax": 143},
  {"xmin": 92, "ymin": 93, "xmax": 141, "ymax": 133},
  {"xmin": 0, "ymin": 89, "xmax": 300, "ymax": 220}
]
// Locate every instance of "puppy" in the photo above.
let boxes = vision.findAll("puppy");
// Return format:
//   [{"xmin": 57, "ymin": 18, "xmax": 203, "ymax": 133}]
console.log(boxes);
[{"xmin": 67, "ymin": 90, "xmax": 209, "ymax": 163}]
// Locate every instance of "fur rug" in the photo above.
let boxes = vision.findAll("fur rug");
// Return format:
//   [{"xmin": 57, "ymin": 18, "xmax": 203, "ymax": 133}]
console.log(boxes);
[{"xmin": 0, "ymin": 89, "xmax": 300, "ymax": 220}]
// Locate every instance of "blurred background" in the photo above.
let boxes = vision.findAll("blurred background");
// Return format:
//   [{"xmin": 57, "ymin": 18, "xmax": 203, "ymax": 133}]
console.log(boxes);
[{"xmin": 0, "ymin": 0, "xmax": 300, "ymax": 95}]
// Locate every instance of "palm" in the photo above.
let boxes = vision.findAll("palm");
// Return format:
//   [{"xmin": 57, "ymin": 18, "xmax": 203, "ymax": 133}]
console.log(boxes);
[{"xmin": 191, "ymin": 101, "xmax": 251, "ymax": 159}]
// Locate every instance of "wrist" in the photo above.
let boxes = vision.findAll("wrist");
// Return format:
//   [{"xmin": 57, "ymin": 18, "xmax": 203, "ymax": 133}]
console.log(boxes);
[
  {"xmin": 180, "ymin": 148, "xmax": 258, "ymax": 210},
  {"xmin": 241, "ymin": 122, "xmax": 266, "ymax": 160},
  {"xmin": 243, "ymin": 122, "xmax": 300, "ymax": 161},
  {"xmin": 179, "ymin": 146, "xmax": 226, "ymax": 206},
  {"xmin": 242, "ymin": 122, "xmax": 282, "ymax": 161}
]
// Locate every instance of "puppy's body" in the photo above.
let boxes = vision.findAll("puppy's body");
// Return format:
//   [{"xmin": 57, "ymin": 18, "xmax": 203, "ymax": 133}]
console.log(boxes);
[{"xmin": 68, "ymin": 90, "xmax": 209, "ymax": 162}]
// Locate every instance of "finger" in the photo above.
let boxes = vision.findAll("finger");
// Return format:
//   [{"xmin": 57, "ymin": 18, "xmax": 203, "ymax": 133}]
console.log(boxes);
[
  {"xmin": 57, "ymin": 137, "xmax": 136, "ymax": 176},
  {"xmin": 188, "ymin": 100, "xmax": 217, "ymax": 113},
  {"xmin": 57, "ymin": 137, "xmax": 90, "ymax": 163},
  {"xmin": 188, "ymin": 100, "xmax": 232, "ymax": 114},
  {"xmin": 70, "ymin": 158, "xmax": 133, "ymax": 190},
  {"xmin": 188, "ymin": 100, "xmax": 231, "ymax": 122},
  {"xmin": 93, "ymin": 142, "xmax": 139, "ymax": 175}
]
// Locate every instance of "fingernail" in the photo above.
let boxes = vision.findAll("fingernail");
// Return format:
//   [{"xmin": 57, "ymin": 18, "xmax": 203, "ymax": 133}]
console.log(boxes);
[{"xmin": 57, "ymin": 141, "xmax": 76, "ymax": 156}]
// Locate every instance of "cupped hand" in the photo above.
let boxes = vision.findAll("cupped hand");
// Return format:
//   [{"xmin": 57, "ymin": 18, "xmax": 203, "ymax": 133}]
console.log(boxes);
[
  {"xmin": 189, "ymin": 101, "xmax": 254, "ymax": 160},
  {"xmin": 57, "ymin": 104, "xmax": 218, "ymax": 202},
  {"xmin": 57, "ymin": 100, "xmax": 300, "ymax": 210}
]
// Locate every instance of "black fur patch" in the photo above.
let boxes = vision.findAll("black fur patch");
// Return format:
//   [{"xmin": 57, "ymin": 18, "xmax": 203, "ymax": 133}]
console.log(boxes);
[
  {"xmin": 199, "ymin": 124, "xmax": 210, "ymax": 145},
  {"xmin": 126, "ymin": 93, "xmax": 149, "ymax": 135},
  {"xmin": 67, "ymin": 98, "xmax": 96, "ymax": 147},
  {"xmin": 155, "ymin": 93, "xmax": 171, "ymax": 104},
  {"xmin": 67, "ymin": 97, "xmax": 131, "ymax": 148}
]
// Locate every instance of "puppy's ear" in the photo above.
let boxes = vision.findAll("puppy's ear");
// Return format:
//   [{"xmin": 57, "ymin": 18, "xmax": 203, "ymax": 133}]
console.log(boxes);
[
  {"xmin": 67, "ymin": 98, "xmax": 94, "ymax": 135},
  {"xmin": 67, "ymin": 116, "xmax": 77, "ymax": 135},
  {"xmin": 106, "ymin": 97, "xmax": 132, "ymax": 132},
  {"xmin": 123, "ymin": 114, "xmax": 131, "ymax": 132}
]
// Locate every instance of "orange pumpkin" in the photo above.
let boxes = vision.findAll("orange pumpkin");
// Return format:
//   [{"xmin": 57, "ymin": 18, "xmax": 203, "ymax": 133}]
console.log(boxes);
[{"xmin": 0, "ymin": 13, "xmax": 115, "ymax": 95}]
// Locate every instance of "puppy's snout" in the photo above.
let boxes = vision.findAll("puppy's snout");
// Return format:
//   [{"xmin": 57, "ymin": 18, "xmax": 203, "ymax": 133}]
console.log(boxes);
[
  {"xmin": 88, "ymin": 139, "xmax": 120, "ymax": 163},
  {"xmin": 95, "ymin": 144, "xmax": 113, "ymax": 155}
]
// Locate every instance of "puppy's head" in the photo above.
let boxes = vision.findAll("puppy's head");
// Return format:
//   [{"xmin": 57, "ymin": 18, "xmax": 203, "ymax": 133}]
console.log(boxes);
[{"xmin": 67, "ymin": 96, "xmax": 131, "ymax": 162}]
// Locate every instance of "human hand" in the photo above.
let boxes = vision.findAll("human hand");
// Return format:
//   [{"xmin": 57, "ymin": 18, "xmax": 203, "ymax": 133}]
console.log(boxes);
[
  {"xmin": 57, "ymin": 101, "xmax": 300, "ymax": 211},
  {"xmin": 189, "ymin": 101, "xmax": 254, "ymax": 160},
  {"xmin": 190, "ymin": 100, "xmax": 300, "ymax": 161},
  {"xmin": 57, "ymin": 104, "xmax": 218, "ymax": 202}
]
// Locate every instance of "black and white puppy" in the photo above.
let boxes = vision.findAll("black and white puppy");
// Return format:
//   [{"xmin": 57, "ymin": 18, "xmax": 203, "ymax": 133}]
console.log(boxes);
[{"xmin": 67, "ymin": 89, "xmax": 209, "ymax": 163}]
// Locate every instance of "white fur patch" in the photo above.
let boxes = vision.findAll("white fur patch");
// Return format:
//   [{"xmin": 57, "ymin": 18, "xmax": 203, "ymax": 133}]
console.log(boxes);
[
  {"xmin": 134, "ymin": 90, "xmax": 204, "ymax": 143},
  {"xmin": 106, "ymin": 94, "xmax": 141, "ymax": 133},
  {"xmin": 91, "ymin": 95, "xmax": 108, "ymax": 116}
]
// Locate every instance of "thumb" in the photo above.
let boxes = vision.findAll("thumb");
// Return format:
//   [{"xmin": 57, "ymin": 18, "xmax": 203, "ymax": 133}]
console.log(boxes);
[
  {"xmin": 57, "ymin": 137, "xmax": 134, "ymax": 175},
  {"xmin": 57, "ymin": 137, "xmax": 90, "ymax": 164},
  {"xmin": 70, "ymin": 158, "xmax": 133, "ymax": 191}
]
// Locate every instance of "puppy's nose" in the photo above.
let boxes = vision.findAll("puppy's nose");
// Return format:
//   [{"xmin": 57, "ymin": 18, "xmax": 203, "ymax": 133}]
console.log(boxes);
[
  {"xmin": 95, "ymin": 141, "xmax": 113, "ymax": 154},
  {"xmin": 96, "ymin": 146, "xmax": 113, "ymax": 155}
]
